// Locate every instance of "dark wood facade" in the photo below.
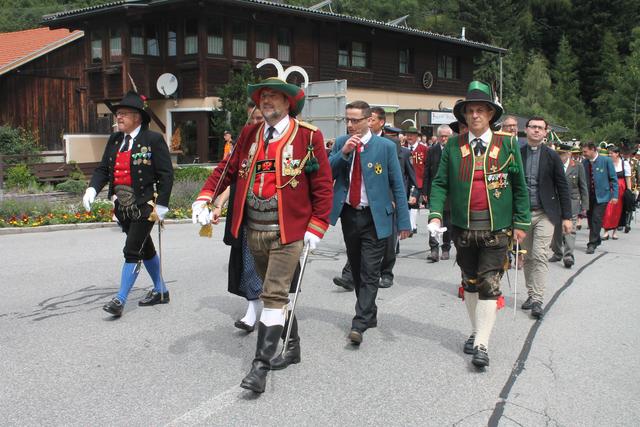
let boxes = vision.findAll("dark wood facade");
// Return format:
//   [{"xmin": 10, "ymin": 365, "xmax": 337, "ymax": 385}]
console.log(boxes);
[
  {"xmin": 46, "ymin": 1, "xmax": 487, "ymax": 105},
  {"xmin": 0, "ymin": 37, "xmax": 93, "ymax": 151}
]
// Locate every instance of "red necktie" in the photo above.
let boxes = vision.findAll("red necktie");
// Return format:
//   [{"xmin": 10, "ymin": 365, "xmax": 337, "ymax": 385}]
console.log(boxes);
[{"xmin": 349, "ymin": 143, "xmax": 362, "ymax": 207}]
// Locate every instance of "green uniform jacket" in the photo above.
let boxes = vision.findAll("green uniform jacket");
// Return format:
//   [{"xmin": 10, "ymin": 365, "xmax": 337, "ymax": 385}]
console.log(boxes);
[{"xmin": 428, "ymin": 131, "xmax": 531, "ymax": 231}]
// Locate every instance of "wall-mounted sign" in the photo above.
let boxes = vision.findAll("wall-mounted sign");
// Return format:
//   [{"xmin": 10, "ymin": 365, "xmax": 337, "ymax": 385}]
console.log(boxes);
[{"xmin": 431, "ymin": 111, "xmax": 456, "ymax": 124}]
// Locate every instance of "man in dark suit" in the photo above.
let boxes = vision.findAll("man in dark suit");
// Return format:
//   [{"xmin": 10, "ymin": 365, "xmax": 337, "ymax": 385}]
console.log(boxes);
[
  {"xmin": 519, "ymin": 116, "xmax": 572, "ymax": 319},
  {"xmin": 332, "ymin": 115, "xmax": 415, "ymax": 290},
  {"xmin": 549, "ymin": 142, "xmax": 589, "ymax": 268},
  {"xmin": 422, "ymin": 124, "xmax": 453, "ymax": 261},
  {"xmin": 581, "ymin": 141, "xmax": 618, "ymax": 253},
  {"xmin": 329, "ymin": 100, "xmax": 411, "ymax": 344},
  {"xmin": 82, "ymin": 91, "xmax": 174, "ymax": 317}
]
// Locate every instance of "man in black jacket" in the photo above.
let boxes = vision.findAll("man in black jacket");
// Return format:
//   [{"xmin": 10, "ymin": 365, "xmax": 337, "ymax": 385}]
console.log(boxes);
[
  {"xmin": 332, "ymin": 110, "xmax": 416, "ymax": 290},
  {"xmin": 519, "ymin": 117, "xmax": 571, "ymax": 319},
  {"xmin": 423, "ymin": 124, "xmax": 453, "ymax": 261},
  {"xmin": 82, "ymin": 91, "xmax": 174, "ymax": 317}
]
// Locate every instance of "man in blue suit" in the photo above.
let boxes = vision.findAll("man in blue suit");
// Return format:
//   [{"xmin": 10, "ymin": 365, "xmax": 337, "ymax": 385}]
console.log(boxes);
[
  {"xmin": 329, "ymin": 100, "xmax": 412, "ymax": 344},
  {"xmin": 581, "ymin": 141, "xmax": 618, "ymax": 253}
]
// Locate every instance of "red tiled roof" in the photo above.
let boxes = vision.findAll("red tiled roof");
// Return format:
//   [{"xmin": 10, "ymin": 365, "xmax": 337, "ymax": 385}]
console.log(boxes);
[{"xmin": 0, "ymin": 27, "xmax": 83, "ymax": 75}]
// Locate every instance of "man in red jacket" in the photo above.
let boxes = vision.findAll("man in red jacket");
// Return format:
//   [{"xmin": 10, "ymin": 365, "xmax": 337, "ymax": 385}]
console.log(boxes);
[{"xmin": 192, "ymin": 65, "xmax": 333, "ymax": 393}]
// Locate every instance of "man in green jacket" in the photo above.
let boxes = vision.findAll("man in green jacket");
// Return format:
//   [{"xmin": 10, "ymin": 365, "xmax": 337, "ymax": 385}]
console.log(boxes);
[{"xmin": 427, "ymin": 81, "xmax": 531, "ymax": 369}]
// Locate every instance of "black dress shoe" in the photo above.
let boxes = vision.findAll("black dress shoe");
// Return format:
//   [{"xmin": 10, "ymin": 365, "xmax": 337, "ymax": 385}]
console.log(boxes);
[
  {"xmin": 586, "ymin": 246, "xmax": 595, "ymax": 254},
  {"xmin": 548, "ymin": 254, "xmax": 562, "ymax": 262},
  {"xmin": 531, "ymin": 302, "xmax": 544, "ymax": 319},
  {"xmin": 138, "ymin": 290, "xmax": 170, "ymax": 306},
  {"xmin": 348, "ymin": 329, "xmax": 363, "ymax": 345},
  {"xmin": 521, "ymin": 296, "xmax": 533, "ymax": 310},
  {"xmin": 234, "ymin": 319, "xmax": 255, "ymax": 332},
  {"xmin": 563, "ymin": 257, "xmax": 574, "ymax": 268},
  {"xmin": 378, "ymin": 276, "xmax": 393, "ymax": 288},
  {"xmin": 103, "ymin": 297, "xmax": 123, "ymax": 317},
  {"xmin": 333, "ymin": 276, "xmax": 354, "ymax": 291},
  {"xmin": 463, "ymin": 334, "xmax": 476, "ymax": 354},
  {"xmin": 427, "ymin": 249, "xmax": 439, "ymax": 263},
  {"xmin": 472, "ymin": 345, "xmax": 490, "ymax": 367},
  {"xmin": 625, "ymin": 225, "xmax": 631, "ymax": 233}
]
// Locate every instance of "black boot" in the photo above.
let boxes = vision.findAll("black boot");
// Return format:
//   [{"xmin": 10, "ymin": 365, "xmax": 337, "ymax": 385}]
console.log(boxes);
[
  {"xmin": 271, "ymin": 315, "xmax": 301, "ymax": 370},
  {"xmin": 240, "ymin": 323, "xmax": 283, "ymax": 393}
]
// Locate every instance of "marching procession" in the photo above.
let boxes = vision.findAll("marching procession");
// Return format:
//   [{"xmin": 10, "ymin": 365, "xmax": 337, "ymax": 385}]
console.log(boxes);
[{"xmin": 80, "ymin": 59, "xmax": 640, "ymax": 394}]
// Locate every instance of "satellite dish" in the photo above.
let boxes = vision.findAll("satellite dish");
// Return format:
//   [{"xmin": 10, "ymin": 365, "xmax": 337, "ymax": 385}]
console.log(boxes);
[{"xmin": 156, "ymin": 73, "xmax": 178, "ymax": 97}]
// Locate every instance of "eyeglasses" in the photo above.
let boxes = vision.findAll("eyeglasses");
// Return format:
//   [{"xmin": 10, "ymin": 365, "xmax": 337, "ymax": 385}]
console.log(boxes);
[
  {"xmin": 502, "ymin": 124, "xmax": 517, "ymax": 129},
  {"xmin": 527, "ymin": 125, "xmax": 546, "ymax": 131},
  {"xmin": 344, "ymin": 117, "xmax": 369, "ymax": 124}
]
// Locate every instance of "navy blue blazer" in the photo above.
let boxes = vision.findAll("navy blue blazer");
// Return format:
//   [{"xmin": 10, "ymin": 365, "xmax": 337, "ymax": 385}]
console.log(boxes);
[
  {"xmin": 329, "ymin": 134, "xmax": 412, "ymax": 239},
  {"xmin": 582, "ymin": 155, "xmax": 618, "ymax": 204}
]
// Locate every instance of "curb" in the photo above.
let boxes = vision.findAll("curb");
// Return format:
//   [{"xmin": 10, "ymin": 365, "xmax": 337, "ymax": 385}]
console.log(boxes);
[{"xmin": 0, "ymin": 218, "xmax": 200, "ymax": 235}]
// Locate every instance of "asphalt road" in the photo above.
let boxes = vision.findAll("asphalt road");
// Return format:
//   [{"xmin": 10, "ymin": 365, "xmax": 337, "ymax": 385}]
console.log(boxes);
[{"xmin": 1, "ymin": 212, "xmax": 639, "ymax": 426}]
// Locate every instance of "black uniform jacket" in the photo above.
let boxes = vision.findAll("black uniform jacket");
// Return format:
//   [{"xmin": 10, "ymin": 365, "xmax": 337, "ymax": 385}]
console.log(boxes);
[
  {"xmin": 90, "ymin": 129, "xmax": 173, "ymax": 207},
  {"xmin": 520, "ymin": 144, "xmax": 572, "ymax": 226}
]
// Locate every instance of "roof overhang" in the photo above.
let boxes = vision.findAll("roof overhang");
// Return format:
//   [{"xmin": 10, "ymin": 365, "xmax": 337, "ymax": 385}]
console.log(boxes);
[
  {"xmin": 42, "ymin": 0, "xmax": 506, "ymax": 54},
  {"xmin": 0, "ymin": 30, "xmax": 84, "ymax": 77}
]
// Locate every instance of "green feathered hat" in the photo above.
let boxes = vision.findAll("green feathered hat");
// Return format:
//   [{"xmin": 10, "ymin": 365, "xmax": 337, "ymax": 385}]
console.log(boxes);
[
  {"xmin": 248, "ymin": 77, "xmax": 306, "ymax": 116},
  {"xmin": 453, "ymin": 81, "xmax": 503, "ymax": 126}
]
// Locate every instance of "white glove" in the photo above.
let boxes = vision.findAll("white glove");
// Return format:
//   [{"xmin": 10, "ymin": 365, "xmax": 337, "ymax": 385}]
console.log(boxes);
[
  {"xmin": 156, "ymin": 205, "xmax": 169, "ymax": 221},
  {"xmin": 304, "ymin": 231, "xmax": 321, "ymax": 250},
  {"xmin": 191, "ymin": 201, "xmax": 212, "ymax": 226},
  {"xmin": 427, "ymin": 221, "xmax": 447, "ymax": 237},
  {"xmin": 82, "ymin": 187, "xmax": 97, "ymax": 212}
]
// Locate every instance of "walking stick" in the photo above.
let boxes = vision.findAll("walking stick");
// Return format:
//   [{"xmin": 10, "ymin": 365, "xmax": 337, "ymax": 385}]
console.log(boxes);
[
  {"xmin": 282, "ymin": 243, "xmax": 311, "ymax": 354},
  {"xmin": 513, "ymin": 240, "xmax": 519, "ymax": 318},
  {"xmin": 512, "ymin": 241, "xmax": 528, "ymax": 318},
  {"xmin": 158, "ymin": 219, "xmax": 165, "ymax": 302}
]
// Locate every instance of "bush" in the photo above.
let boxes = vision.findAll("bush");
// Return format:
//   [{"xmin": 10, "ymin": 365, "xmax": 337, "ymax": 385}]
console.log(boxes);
[
  {"xmin": 0, "ymin": 125, "xmax": 40, "ymax": 164},
  {"xmin": 67, "ymin": 161, "xmax": 86, "ymax": 181},
  {"xmin": 56, "ymin": 179, "xmax": 87, "ymax": 195},
  {"xmin": 5, "ymin": 163, "xmax": 38, "ymax": 190},
  {"xmin": 174, "ymin": 166, "xmax": 212, "ymax": 182}
]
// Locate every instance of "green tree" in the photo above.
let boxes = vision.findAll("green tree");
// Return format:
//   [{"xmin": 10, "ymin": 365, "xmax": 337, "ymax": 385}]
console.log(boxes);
[
  {"xmin": 212, "ymin": 64, "xmax": 258, "ymax": 146},
  {"xmin": 594, "ymin": 27, "xmax": 640, "ymax": 133},
  {"xmin": 593, "ymin": 31, "xmax": 623, "ymax": 118},
  {"xmin": 507, "ymin": 51, "xmax": 555, "ymax": 119},
  {"xmin": 550, "ymin": 35, "xmax": 589, "ymax": 136},
  {"xmin": 0, "ymin": 1, "xmax": 111, "ymax": 32},
  {"xmin": 584, "ymin": 120, "xmax": 635, "ymax": 145}
]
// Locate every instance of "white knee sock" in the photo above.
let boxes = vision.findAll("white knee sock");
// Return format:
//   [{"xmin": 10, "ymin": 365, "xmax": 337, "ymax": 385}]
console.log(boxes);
[
  {"xmin": 260, "ymin": 307, "xmax": 286, "ymax": 327},
  {"xmin": 474, "ymin": 300, "xmax": 498, "ymax": 349},
  {"xmin": 464, "ymin": 291, "xmax": 479, "ymax": 335},
  {"xmin": 410, "ymin": 209, "xmax": 417, "ymax": 230},
  {"xmin": 240, "ymin": 299, "xmax": 261, "ymax": 326}
]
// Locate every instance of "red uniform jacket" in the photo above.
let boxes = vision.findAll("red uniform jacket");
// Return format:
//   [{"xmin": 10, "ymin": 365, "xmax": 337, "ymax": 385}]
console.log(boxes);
[
  {"xmin": 410, "ymin": 143, "xmax": 428, "ymax": 189},
  {"xmin": 198, "ymin": 118, "xmax": 333, "ymax": 244}
]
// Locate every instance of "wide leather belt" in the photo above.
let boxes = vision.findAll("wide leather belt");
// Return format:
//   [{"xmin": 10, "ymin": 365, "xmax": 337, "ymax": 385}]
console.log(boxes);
[
  {"xmin": 246, "ymin": 192, "xmax": 279, "ymax": 231},
  {"xmin": 468, "ymin": 209, "xmax": 491, "ymax": 231}
]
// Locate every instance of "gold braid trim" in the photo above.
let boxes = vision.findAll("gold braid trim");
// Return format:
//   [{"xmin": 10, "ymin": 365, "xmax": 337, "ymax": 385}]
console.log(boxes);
[{"xmin": 276, "ymin": 130, "xmax": 315, "ymax": 189}]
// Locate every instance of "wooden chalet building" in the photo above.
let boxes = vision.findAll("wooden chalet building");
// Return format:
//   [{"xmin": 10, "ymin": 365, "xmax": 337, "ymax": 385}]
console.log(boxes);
[
  {"xmin": 0, "ymin": 28, "xmax": 88, "ymax": 152},
  {"xmin": 41, "ymin": 0, "xmax": 505, "ymax": 164}
]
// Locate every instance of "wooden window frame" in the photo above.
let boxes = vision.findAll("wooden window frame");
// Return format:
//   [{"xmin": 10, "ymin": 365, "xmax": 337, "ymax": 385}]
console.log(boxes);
[
  {"xmin": 437, "ymin": 54, "xmax": 460, "ymax": 80},
  {"xmin": 337, "ymin": 40, "xmax": 370, "ymax": 69}
]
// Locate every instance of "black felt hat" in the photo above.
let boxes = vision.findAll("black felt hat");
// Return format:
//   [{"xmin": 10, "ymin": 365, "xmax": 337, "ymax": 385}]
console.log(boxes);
[{"xmin": 107, "ymin": 91, "xmax": 150, "ymax": 124}]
